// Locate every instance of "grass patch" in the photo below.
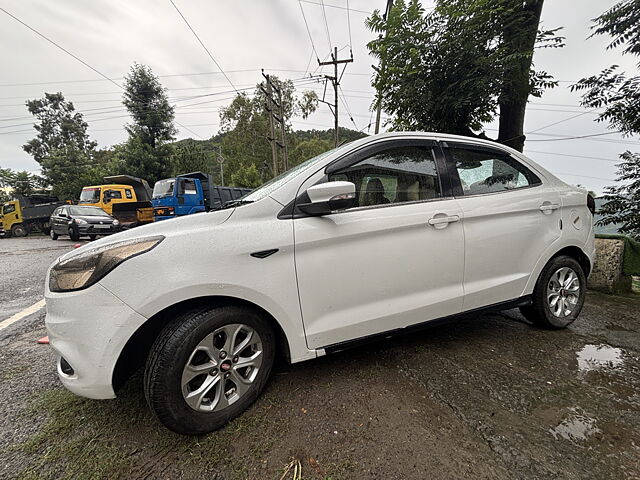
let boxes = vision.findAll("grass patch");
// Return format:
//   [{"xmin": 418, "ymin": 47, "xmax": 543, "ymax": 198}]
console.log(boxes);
[{"xmin": 15, "ymin": 378, "xmax": 293, "ymax": 480}]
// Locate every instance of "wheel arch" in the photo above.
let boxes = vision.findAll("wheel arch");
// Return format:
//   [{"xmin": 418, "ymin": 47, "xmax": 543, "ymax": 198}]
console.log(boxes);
[
  {"xmin": 111, "ymin": 295, "xmax": 292, "ymax": 392},
  {"xmin": 551, "ymin": 245, "xmax": 591, "ymax": 277}
]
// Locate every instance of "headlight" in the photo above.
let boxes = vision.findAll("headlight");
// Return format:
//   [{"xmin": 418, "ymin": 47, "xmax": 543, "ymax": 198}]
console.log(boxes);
[
  {"xmin": 113, "ymin": 219, "xmax": 120, "ymax": 226},
  {"xmin": 75, "ymin": 218, "xmax": 88, "ymax": 225},
  {"xmin": 49, "ymin": 235, "xmax": 164, "ymax": 292}
]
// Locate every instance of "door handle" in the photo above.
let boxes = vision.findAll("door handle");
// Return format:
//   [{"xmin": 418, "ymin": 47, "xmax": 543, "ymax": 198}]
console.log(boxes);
[
  {"xmin": 428, "ymin": 214, "xmax": 460, "ymax": 229},
  {"xmin": 539, "ymin": 203, "xmax": 559, "ymax": 214}
]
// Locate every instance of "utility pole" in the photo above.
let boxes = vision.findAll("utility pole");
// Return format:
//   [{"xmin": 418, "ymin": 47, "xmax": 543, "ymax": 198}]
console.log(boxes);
[
  {"xmin": 261, "ymin": 70, "xmax": 288, "ymax": 176},
  {"xmin": 319, "ymin": 46, "xmax": 353, "ymax": 147},
  {"xmin": 374, "ymin": 0, "xmax": 394, "ymax": 134}
]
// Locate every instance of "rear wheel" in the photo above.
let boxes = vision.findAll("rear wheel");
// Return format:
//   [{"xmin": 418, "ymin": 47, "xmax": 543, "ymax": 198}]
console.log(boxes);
[
  {"xmin": 11, "ymin": 224, "xmax": 27, "ymax": 237},
  {"xmin": 520, "ymin": 255, "xmax": 586, "ymax": 329},
  {"xmin": 68, "ymin": 226, "xmax": 80, "ymax": 241},
  {"xmin": 50, "ymin": 229, "xmax": 58, "ymax": 240},
  {"xmin": 144, "ymin": 305, "xmax": 275, "ymax": 435}
]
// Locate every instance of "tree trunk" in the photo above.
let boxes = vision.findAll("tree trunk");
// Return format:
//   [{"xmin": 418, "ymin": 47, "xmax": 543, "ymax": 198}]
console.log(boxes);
[{"xmin": 497, "ymin": 0, "xmax": 544, "ymax": 152}]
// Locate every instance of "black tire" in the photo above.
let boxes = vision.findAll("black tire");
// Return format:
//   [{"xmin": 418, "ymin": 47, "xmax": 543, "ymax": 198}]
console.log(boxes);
[
  {"xmin": 50, "ymin": 229, "xmax": 58, "ymax": 240},
  {"xmin": 68, "ymin": 226, "xmax": 80, "ymax": 241},
  {"xmin": 11, "ymin": 224, "xmax": 27, "ymax": 237},
  {"xmin": 520, "ymin": 255, "xmax": 586, "ymax": 329},
  {"xmin": 89, "ymin": 234, "xmax": 97, "ymax": 240},
  {"xmin": 144, "ymin": 305, "xmax": 276, "ymax": 435},
  {"xmin": 42, "ymin": 227, "xmax": 51, "ymax": 236}
]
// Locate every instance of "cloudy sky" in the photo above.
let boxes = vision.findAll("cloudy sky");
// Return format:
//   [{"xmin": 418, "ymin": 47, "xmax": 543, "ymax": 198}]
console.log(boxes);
[{"xmin": 1, "ymin": 0, "xmax": 638, "ymax": 194}]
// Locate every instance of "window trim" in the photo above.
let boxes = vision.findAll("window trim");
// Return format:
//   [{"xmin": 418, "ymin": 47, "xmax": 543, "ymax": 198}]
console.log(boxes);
[
  {"xmin": 441, "ymin": 142, "xmax": 542, "ymax": 198},
  {"xmin": 279, "ymin": 138, "xmax": 452, "ymax": 220}
]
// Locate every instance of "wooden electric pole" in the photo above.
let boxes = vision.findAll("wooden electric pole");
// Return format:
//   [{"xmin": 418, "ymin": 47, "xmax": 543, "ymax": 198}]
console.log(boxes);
[
  {"xmin": 261, "ymin": 70, "xmax": 288, "ymax": 176},
  {"xmin": 374, "ymin": 0, "xmax": 394, "ymax": 134},
  {"xmin": 319, "ymin": 46, "xmax": 353, "ymax": 147}
]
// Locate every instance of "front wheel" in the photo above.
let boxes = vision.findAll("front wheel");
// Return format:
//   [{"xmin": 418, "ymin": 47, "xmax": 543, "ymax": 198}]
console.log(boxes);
[
  {"xmin": 68, "ymin": 226, "xmax": 80, "ymax": 241},
  {"xmin": 520, "ymin": 255, "xmax": 586, "ymax": 329},
  {"xmin": 50, "ymin": 229, "xmax": 58, "ymax": 240},
  {"xmin": 144, "ymin": 305, "xmax": 275, "ymax": 435},
  {"xmin": 11, "ymin": 224, "xmax": 27, "ymax": 237}
]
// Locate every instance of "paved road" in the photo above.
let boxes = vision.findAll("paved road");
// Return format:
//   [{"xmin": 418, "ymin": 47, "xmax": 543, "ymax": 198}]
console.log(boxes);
[
  {"xmin": 1, "ymin": 238, "xmax": 639, "ymax": 479},
  {"xmin": 0, "ymin": 236, "xmax": 87, "ymax": 324}
]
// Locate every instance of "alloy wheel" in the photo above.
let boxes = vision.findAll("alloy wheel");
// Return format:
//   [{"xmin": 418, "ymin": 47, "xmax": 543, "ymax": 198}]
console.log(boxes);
[
  {"xmin": 546, "ymin": 267, "xmax": 581, "ymax": 318},
  {"xmin": 181, "ymin": 323, "xmax": 263, "ymax": 412}
]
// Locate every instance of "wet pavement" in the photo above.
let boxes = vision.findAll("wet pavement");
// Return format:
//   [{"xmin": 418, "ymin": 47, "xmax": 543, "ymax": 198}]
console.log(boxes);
[{"xmin": 0, "ymin": 238, "xmax": 639, "ymax": 479}]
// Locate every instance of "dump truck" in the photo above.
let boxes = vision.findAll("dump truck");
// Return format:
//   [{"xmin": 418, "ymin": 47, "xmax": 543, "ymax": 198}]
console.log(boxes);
[
  {"xmin": 79, "ymin": 175, "xmax": 154, "ymax": 228},
  {"xmin": 151, "ymin": 172, "xmax": 251, "ymax": 221},
  {"xmin": 0, "ymin": 194, "xmax": 66, "ymax": 237}
]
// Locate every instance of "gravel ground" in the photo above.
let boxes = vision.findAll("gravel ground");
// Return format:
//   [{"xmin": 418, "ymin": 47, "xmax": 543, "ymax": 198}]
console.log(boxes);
[{"xmin": 1, "ymin": 237, "xmax": 639, "ymax": 479}]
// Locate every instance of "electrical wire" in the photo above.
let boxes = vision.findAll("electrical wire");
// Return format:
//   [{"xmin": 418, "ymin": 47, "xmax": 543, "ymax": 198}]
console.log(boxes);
[
  {"xmin": 319, "ymin": 0, "xmax": 333, "ymax": 51},
  {"xmin": 299, "ymin": 0, "xmax": 373, "ymax": 15},
  {"xmin": 528, "ymin": 108, "xmax": 599, "ymax": 134},
  {"xmin": 298, "ymin": 1, "xmax": 320, "ymax": 63},
  {"xmin": 168, "ymin": 0, "xmax": 238, "ymax": 93},
  {"xmin": 346, "ymin": 0, "xmax": 353, "ymax": 51}
]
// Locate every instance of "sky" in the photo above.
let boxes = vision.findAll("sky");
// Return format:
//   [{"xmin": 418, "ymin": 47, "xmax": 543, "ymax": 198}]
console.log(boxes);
[{"xmin": 1, "ymin": 0, "xmax": 639, "ymax": 195}]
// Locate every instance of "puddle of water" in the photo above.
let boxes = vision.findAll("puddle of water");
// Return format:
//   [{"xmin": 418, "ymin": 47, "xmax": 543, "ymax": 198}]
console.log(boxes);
[
  {"xmin": 576, "ymin": 344, "xmax": 623, "ymax": 374},
  {"xmin": 550, "ymin": 408, "xmax": 600, "ymax": 442}
]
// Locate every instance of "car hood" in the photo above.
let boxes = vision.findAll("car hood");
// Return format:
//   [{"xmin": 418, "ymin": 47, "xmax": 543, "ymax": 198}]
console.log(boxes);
[{"xmin": 56, "ymin": 207, "xmax": 235, "ymax": 262}]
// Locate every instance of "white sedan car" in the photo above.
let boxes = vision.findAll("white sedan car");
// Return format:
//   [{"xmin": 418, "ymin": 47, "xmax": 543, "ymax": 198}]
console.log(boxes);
[{"xmin": 45, "ymin": 132, "xmax": 595, "ymax": 434}]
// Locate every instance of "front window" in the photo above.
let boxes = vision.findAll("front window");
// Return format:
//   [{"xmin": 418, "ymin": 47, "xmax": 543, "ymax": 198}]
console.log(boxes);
[
  {"xmin": 153, "ymin": 179, "xmax": 175, "ymax": 198},
  {"xmin": 328, "ymin": 146, "xmax": 441, "ymax": 208},
  {"xmin": 79, "ymin": 187, "xmax": 101, "ymax": 203},
  {"xmin": 69, "ymin": 206, "xmax": 110, "ymax": 217},
  {"xmin": 3, "ymin": 203, "xmax": 16, "ymax": 215},
  {"xmin": 178, "ymin": 178, "xmax": 197, "ymax": 195}
]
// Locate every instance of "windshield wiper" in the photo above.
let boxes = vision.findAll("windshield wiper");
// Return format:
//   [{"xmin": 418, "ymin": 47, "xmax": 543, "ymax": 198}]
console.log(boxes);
[{"xmin": 220, "ymin": 199, "xmax": 254, "ymax": 210}]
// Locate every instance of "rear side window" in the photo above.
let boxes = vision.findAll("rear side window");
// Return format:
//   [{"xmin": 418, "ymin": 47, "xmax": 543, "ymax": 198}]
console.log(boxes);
[
  {"xmin": 447, "ymin": 147, "xmax": 540, "ymax": 196},
  {"xmin": 328, "ymin": 146, "xmax": 441, "ymax": 208},
  {"xmin": 125, "ymin": 189, "xmax": 133, "ymax": 199}
]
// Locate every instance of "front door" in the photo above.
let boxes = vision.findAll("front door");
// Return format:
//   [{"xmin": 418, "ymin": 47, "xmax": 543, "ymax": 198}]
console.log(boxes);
[
  {"xmin": 442, "ymin": 142, "xmax": 562, "ymax": 310},
  {"xmin": 294, "ymin": 141, "xmax": 465, "ymax": 350}
]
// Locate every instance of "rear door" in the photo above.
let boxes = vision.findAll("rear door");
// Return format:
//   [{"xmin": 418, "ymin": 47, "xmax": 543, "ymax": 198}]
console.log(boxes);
[
  {"xmin": 294, "ymin": 139, "xmax": 465, "ymax": 349},
  {"xmin": 441, "ymin": 142, "xmax": 562, "ymax": 310}
]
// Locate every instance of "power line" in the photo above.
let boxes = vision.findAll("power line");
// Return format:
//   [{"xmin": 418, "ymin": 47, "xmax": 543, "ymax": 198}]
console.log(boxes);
[
  {"xmin": 525, "ymin": 150, "xmax": 620, "ymax": 163},
  {"xmin": 528, "ymin": 108, "xmax": 599, "ymax": 134},
  {"xmin": 298, "ymin": 1, "xmax": 320, "ymax": 63},
  {"xmin": 338, "ymin": 85, "xmax": 358, "ymax": 130},
  {"xmin": 319, "ymin": 0, "xmax": 333, "ymax": 52},
  {"xmin": 168, "ymin": 0, "xmax": 238, "ymax": 93},
  {"xmin": 346, "ymin": 0, "xmax": 353, "ymax": 50},
  {"xmin": 299, "ymin": 0, "xmax": 373, "ymax": 15},
  {"xmin": 527, "ymin": 131, "xmax": 623, "ymax": 142}
]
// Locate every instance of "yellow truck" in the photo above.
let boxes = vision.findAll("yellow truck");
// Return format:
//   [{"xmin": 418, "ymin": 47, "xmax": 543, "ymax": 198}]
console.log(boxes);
[
  {"xmin": 1, "ymin": 194, "xmax": 66, "ymax": 237},
  {"xmin": 79, "ymin": 175, "xmax": 154, "ymax": 227}
]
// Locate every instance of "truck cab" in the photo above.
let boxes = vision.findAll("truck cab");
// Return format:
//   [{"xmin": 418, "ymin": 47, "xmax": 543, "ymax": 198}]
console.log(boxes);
[
  {"xmin": 1, "ymin": 195, "xmax": 65, "ymax": 237},
  {"xmin": 79, "ymin": 176, "xmax": 154, "ymax": 227},
  {"xmin": 152, "ymin": 172, "xmax": 251, "ymax": 221}
]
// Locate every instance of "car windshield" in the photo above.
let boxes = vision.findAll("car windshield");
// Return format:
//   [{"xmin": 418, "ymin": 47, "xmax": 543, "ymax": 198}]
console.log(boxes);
[
  {"xmin": 69, "ymin": 206, "xmax": 110, "ymax": 217},
  {"xmin": 79, "ymin": 187, "xmax": 100, "ymax": 203},
  {"xmin": 241, "ymin": 148, "xmax": 338, "ymax": 203},
  {"xmin": 153, "ymin": 179, "xmax": 175, "ymax": 198}
]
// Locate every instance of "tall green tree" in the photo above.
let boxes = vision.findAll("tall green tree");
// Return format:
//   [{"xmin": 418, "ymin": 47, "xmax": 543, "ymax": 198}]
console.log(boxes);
[
  {"xmin": 121, "ymin": 63, "xmax": 176, "ymax": 183},
  {"xmin": 0, "ymin": 167, "xmax": 46, "ymax": 199},
  {"xmin": 367, "ymin": 0, "xmax": 563, "ymax": 151},
  {"xmin": 572, "ymin": 0, "xmax": 640, "ymax": 238},
  {"xmin": 22, "ymin": 92, "xmax": 98, "ymax": 197}
]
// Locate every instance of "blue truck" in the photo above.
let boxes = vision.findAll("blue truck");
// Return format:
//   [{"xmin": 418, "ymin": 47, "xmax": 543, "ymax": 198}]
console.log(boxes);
[{"xmin": 151, "ymin": 172, "xmax": 252, "ymax": 221}]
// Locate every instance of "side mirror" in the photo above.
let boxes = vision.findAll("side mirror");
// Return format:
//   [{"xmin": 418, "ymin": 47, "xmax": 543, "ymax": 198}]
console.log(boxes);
[{"xmin": 297, "ymin": 181, "xmax": 356, "ymax": 216}]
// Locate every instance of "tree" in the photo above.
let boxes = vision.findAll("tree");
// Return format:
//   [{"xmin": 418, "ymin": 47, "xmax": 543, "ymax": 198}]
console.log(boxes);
[
  {"xmin": 572, "ymin": 0, "xmax": 640, "ymax": 238},
  {"xmin": 121, "ymin": 63, "xmax": 176, "ymax": 183},
  {"xmin": 23, "ymin": 92, "xmax": 98, "ymax": 196},
  {"xmin": 289, "ymin": 137, "xmax": 333, "ymax": 167},
  {"xmin": 219, "ymin": 76, "xmax": 318, "ymax": 184},
  {"xmin": 366, "ymin": 0, "xmax": 563, "ymax": 151},
  {"xmin": 596, "ymin": 152, "xmax": 640, "ymax": 239},
  {"xmin": 0, "ymin": 167, "xmax": 46, "ymax": 199}
]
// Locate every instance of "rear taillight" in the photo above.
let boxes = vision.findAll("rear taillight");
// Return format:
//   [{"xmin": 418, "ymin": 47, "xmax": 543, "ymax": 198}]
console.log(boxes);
[{"xmin": 587, "ymin": 194, "xmax": 595, "ymax": 215}]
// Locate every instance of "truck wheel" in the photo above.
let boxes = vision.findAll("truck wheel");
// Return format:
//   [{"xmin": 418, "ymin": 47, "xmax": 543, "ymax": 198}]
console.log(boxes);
[
  {"xmin": 50, "ymin": 229, "xmax": 58, "ymax": 240},
  {"xmin": 144, "ymin": 305, "xmax": 276, "ymax": 435},
  {"xmin": 11, "ymin": 224, "xmax": 27, "ymax": 237},
  {"xmin": 68, "ymin": 227, "xmax": 80, "ymax": 241},
  {"xmin": 520, "ymin": 255, "xmax": 586, "ymax": 329}
]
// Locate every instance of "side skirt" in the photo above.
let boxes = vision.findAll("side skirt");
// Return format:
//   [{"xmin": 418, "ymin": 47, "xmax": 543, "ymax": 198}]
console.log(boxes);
[{"xmin": 321, "ymin": 295, "xmax": 532, "ymax": 355}]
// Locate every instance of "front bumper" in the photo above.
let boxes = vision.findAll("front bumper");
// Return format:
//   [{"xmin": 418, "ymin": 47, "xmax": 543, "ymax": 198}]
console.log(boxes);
[
  {"xmin": 76, "ymin": 224, "xmax": 120, "ymax": 235},
  {"xmin": 45, "ymin": 282, "xmax": 147, "ymax": 399}
]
